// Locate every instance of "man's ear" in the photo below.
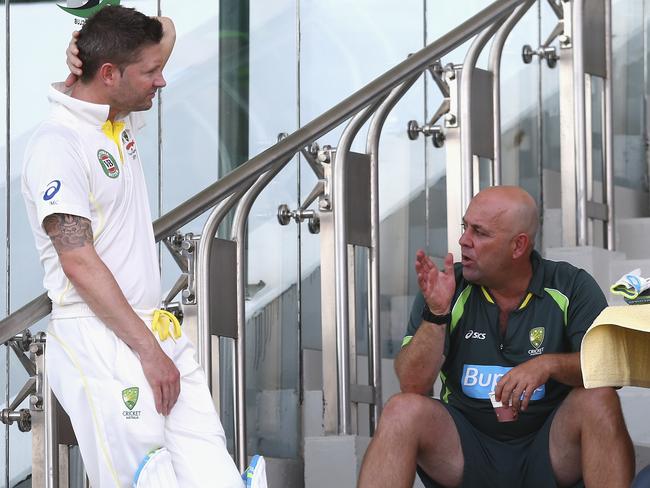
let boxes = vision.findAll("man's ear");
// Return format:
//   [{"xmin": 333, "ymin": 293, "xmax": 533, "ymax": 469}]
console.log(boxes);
[
  {"xmin": 98, "ymin": 63, "xmax": 120, "ymax": 86},
  {"xmin": 511, "ymin": 233, "xmax": 530, "ymax": 260}
]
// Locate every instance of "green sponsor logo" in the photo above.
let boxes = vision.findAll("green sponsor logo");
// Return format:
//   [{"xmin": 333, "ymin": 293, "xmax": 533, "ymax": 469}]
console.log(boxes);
[
  {"xmin": 58, "ymin": 0, "xmax": 121, "ymax": 19},
  {"xmin": 97, "ymin": 149, "xmax": 119, "ymax": 178},
  {"xmin": 529, "ymin": 326, "xmax": 545, "ymax": 350},
  {"xmin": 122, "ymin": 387, "xmax": 139, "ymax": 411}
]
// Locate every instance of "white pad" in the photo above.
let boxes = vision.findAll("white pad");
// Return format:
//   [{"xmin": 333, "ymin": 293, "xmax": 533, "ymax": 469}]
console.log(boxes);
[
  {"xmin": 133, "ymin": 447, "xmax": 179, "ymax": 488},
  {"xmin": 242, "ymin": 454, "xmax": 267, "ymax": 488}
]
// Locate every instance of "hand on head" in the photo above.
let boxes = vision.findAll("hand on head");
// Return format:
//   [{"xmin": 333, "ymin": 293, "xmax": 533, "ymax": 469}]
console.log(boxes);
[
  {"xmin": 415, "ymin": 249, "xmax": 456, "ymax": 315},
  {"xmin": 65, "ymin": 30, "xmax": 82, "ymax": 87}
]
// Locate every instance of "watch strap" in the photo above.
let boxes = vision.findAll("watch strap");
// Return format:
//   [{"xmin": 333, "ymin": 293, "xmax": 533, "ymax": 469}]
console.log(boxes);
[{"xmin": 421, "ymin": 304, "xmax": 451, "ymax": 325}]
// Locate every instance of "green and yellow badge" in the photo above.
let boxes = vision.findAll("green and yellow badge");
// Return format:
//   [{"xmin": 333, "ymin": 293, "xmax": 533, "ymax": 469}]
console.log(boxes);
[
  {"xmin": 122, "ymin": 387, "xmax": 139, "ymax": 411},
  {"xmin": 529, "ymin": 327, "xmax": 545, "ymax": 350},
  {"xmin": 97, "ymin": 149, "xmax": 120, "ymax": 179},
  {"xmin": 58, "ymin": 0, "xmax": 121, "ymax": 19}
]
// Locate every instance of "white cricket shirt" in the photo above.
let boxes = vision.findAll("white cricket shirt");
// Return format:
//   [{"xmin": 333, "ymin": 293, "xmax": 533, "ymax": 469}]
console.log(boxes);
[{"xmin": 22, "ymin": 83, "xmax": 161, "ymax": 311}]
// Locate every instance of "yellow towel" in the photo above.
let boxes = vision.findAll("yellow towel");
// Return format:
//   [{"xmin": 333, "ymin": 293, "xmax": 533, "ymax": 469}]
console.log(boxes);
[{"xmin": 581, "ymin": 304, "xmax": 650, "ymax": 389}]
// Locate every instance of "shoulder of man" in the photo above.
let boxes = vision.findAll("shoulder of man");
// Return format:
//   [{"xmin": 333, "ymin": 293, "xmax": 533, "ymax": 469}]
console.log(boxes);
[
  {"xmin": 25, "ymin": 121, "xmax": 83, "ymax": 168},
  {"xmin": 537, "ymin": 254, "xmax": 607, "ymax": 305}
]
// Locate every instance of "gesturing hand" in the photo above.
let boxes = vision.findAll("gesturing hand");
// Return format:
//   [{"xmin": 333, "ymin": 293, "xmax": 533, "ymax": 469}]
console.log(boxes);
[
  {"xmin": 494, "ymin": 357, "xmax": 549, "ymax": 412},
  {"xmin": 415, "ymin": 249, "xmax": 456, "ymax": 315},
  {"xmin": 139, "ymin": 345, "xmax": 181, "ymax": 416}
]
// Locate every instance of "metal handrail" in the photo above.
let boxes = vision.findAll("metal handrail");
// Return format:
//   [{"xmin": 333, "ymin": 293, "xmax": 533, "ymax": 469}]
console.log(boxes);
[
  {"xmin": 604, "ymin": 0, "xmax": 614, "ymax": 249},
  {"xmin": 460, "ymin": 20, "xmax": 505, "ymax": 207},
  {"xmin": 365, "ymin": 75, "xmax": 421, "ymax": 433},
  {"xmin": 572, "ymin": 0, "xmax": 588, "ymax": 245},
  {"xmin": 229, "ymin": 156, "xmax": 291, "ymax": 471},
  {"xmin": 488, "ymin": 0, "xmax": 536, "ymax": 184},
  {"xmin": 0, "ymin": 0, "xmax": 526, "ymax": 345},
  {"xmin": 333, "ymin": 97, "xmax": 388, "ymax": 435},
  {"xmin": 196, "ymin": 191, "xmax": 246, "ymax": 382}
]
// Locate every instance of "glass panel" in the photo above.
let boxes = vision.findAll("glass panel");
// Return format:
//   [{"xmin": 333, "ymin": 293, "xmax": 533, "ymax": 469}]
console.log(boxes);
[
  {"xmin": 588, "ymin": 76, "xmax": 606, "ymax": 247},
  {"xmin": 0, "ymin": 6, "xmax": 7, "ymax": 485},
  {"xmin": 612, "ymin": 0, "xmax": 646, "ymax": 190},
  {"xmin": 6, "ymin": 2, "xmax": 79, "ymax": 484},
  {"xmin": 158, "ymin": 0, "xmax": 220, "ymax": 217},
  {"xmin": 157, "ymin": 1, "xmax": 220, "ymax": 294},
  {"xmin": 497, "ymin": 4, "xmax": 540, "ymax": 203},
  {"xmin": 540, "ymin": 0, "xmax": 561, "ymax": 180},
  {"xmin": 245, "ymin": 0, "xmax": 299, "ymax": 459}
]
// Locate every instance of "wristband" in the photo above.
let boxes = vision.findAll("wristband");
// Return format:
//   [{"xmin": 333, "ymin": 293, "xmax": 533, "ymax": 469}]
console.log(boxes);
[{"xmin": 421, "ymin": 304, "xmax": 450, "ymax": 325}]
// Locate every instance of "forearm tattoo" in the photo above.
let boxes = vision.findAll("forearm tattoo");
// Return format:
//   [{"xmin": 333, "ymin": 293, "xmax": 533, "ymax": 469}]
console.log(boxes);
[{"xmin": 43, "ymin": 214, "xmax": 93, "ymax": 252}]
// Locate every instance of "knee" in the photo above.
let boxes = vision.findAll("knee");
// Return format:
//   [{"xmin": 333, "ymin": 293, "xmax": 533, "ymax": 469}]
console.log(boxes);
[
  {"xmin": 378, "ymin": 393, "xmax": 442, "ymax": 432},
  {"xmin": 569, "ymin": 387, "xmax": 624, "ymax": 426}
]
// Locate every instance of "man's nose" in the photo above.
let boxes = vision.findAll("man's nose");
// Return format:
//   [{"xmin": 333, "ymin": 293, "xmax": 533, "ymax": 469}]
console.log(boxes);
[
  {"xmin": 155, "ymin": 74, "xmax": 166, "ymax": 88},
  {"xmin": 458, "ymin": 228, "xmax": 469, "ymax": 247}
]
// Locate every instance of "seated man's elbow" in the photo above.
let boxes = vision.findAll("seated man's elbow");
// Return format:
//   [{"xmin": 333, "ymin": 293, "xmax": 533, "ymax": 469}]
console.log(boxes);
[
  {"xmin": 58, "ymin": 249, "xmax": 93, "ymax": 284},
  {"xmin": 399, "ymin": 379, "xmax": 433, "ymax": 396},
  {"xmin": 396, "ymin": 362, "xmax": 436, "ymax": 395}
]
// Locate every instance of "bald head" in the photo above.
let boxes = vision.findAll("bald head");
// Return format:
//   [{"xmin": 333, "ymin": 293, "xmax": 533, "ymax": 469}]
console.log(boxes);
[
  {"xmin": 459, "ymin": 186, "xmax": 538, "ymax": 287},
  {"xmin": 469, "ymin": 186, "xmax": 539, "ymax": 250}
]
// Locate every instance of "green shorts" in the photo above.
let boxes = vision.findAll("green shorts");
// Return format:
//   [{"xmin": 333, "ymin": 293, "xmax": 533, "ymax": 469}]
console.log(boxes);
[{"xmin": 416, "ymin": 402, "xmax": 584, "ymax": 488}]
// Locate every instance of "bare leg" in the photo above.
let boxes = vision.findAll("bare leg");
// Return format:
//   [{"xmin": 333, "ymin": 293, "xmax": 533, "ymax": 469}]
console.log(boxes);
[
  {"xmin": 549, "ymin": 387, "xmax": 634, "ymax": 488},
  {"xmin": 358, "ymin": 393, "xmax": 463, "ymax": 488}
]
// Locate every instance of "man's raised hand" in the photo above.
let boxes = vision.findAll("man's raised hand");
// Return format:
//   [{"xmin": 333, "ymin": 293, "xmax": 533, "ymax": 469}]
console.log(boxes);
[{"xmin": 415, "ymin": 249, "xmax": 456, "ymax": 315}]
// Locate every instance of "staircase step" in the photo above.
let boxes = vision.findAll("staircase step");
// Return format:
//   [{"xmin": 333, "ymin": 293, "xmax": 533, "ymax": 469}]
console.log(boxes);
[
  {"xmin": 617, "ymin": 218, "xmax": 650, "ymax": 259},
  {"xmin": 544, "ymin": 246, "xmax": 625, "ymax": 299}
]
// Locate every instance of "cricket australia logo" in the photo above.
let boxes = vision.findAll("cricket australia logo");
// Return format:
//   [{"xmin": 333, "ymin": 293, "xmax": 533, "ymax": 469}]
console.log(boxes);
[
  {"xmin": 528, "ymin": 326, "xmax": 545, "ymax": 356},
  {"xmin": 58, "ymin": 0, "xmax": 121, "ymax": 20},
  {"xmin": 121, "ymin": 129, "xmax": 138, "ymax": 159},
  {"xmin": 122, "ymin": 387, "xmax": 141, "ymax": 420},
  {"xmin": 97, "ymin": 149, "xmax": 120, "ymax": 178}
]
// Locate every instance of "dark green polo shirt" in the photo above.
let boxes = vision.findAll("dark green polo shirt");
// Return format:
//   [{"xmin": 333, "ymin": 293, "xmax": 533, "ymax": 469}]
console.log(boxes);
[{"xmin": 403, "ymin": 251, "xmax": 607, "ymax": 441}]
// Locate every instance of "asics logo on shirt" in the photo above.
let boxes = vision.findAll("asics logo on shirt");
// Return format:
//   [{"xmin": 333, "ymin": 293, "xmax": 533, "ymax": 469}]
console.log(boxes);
[
  {"xmin": 461, "ymin": 364, "xmax": 546, "ymax": 400},
  {"xmin": 43, "ymin": 180, "xmax": 61, "ymax": 201},
  {"xmin": 464, "ymin": 330, "xmax": 486, "ymax": 340}
]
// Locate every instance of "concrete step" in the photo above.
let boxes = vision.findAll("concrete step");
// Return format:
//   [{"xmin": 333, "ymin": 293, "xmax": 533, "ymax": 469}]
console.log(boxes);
[
  {"xmin": 544, "ymin": 246, "xmax": 626, "ymax": 299},
  {"xmin": 617, "ymin": 218, "xmax": 650, "ymax": 259}
]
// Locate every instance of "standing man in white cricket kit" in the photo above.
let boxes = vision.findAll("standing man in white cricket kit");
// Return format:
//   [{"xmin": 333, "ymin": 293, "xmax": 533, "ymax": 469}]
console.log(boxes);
[{"xmin": 22, "ymin": 6, "xmax": 266, "ymax": 487}]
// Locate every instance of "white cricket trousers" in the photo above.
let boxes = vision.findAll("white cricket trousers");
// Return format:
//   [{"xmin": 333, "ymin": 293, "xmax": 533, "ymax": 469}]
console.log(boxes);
[{"xmin": 46, "ymin": 309, "xmax": 243, "ymax": 488}]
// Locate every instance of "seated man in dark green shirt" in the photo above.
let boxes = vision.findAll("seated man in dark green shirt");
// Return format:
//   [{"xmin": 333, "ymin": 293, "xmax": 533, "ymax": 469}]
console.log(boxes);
[{"xmin": 358, "ymin": 186, "xmax": 634, "ymax": 488}]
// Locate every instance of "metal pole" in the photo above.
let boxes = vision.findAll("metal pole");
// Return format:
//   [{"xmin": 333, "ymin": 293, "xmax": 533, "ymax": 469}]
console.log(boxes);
[
  {"xmin": 460, "ymin": 21, "xmax": 504, "ymax": 208},
  {"xmin": 5, "ymin": 0, "xmax": 11, "ymax": 483},
  {"xmin": 366, "ymin": 76, "xmax": 419, "ymax": 432},
  {"xmin": 44, "ymin": 370, "xmax": 58, "ymax": 487},
  {"xmin": 572, "ymin": 0, "xmax": 588, "ymax": 245},
  {"xmin": 196, "ymin": 192, "xmax": 245, "ymax": 401},
  {"xmin": 604, "ymin": 0, "xmax": 615, "ymax": 249},
  {"xmin": 332, "ymin": 99, "xmax": 386, "ymax": 434},
  {"xmin": 230, "ymin": 158, "xmax": 289, "ymax": 471},
  {"xmin": 558, "ymin": 0, "xmax": 577, "ymax": 246},
  {"xmin": 488, "ymin": 1, "xmax": 535, "ymax": 184},
  {"xmin": 585, "ymin": 74, "xmax": 593, "ymax": 243}
]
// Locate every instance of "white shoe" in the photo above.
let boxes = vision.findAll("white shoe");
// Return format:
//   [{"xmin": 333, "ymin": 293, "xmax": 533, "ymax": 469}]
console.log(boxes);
[{"xmin": 242, "ymin": 454, "xmax": 267, "ymax": 488}]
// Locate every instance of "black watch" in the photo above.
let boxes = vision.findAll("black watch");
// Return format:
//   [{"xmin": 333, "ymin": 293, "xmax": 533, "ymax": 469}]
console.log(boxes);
[{"xmin": 421, "ymin": 304, "xmax": 451, "ymax": 325}]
